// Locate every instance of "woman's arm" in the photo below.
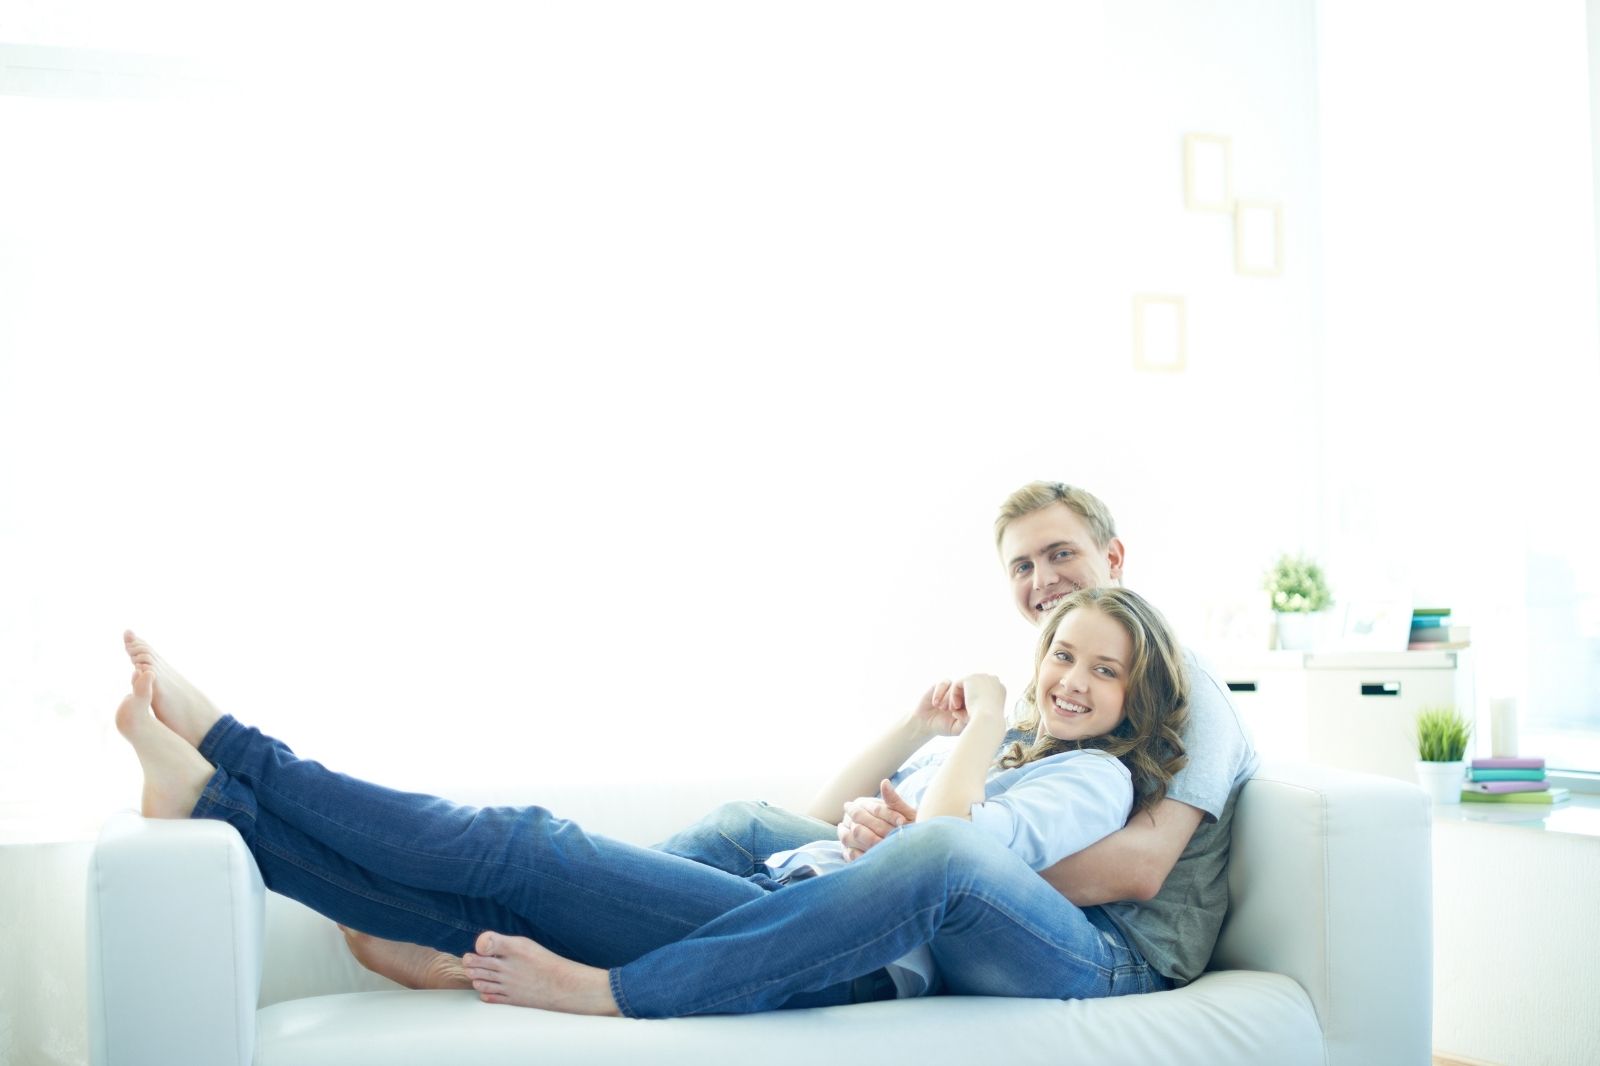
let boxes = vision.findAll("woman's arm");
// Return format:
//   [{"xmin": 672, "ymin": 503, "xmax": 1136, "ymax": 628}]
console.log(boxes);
[
  {"xmin": 916, "ymin": 675, "xmax": 1008, "ymax": 821},
  {"xmin": 805, "ymin": 681, "xmax": 963, "ymax": 824}
]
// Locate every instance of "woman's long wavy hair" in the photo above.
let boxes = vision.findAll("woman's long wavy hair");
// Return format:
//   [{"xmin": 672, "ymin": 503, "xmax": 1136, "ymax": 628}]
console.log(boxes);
[{"xmin": 998, "ymin": 587, "xmax": 1189, "ymax": 818}]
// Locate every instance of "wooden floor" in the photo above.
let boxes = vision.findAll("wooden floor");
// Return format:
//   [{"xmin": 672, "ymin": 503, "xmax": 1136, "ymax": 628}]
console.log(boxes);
[{"xmin": 1434, "ymin": 1054, "xmax": 1503, "ymax": 1066}]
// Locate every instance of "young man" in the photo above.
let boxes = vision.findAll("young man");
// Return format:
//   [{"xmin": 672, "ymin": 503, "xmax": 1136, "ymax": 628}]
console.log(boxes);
[{"xmin": 656, "ymin": 480, "xmax": 1257, "ymax": 991}]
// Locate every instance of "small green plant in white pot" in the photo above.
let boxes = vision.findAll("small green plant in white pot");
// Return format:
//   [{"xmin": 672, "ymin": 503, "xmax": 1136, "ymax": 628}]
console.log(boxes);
[
  {"xmin": 1263, "ymin": 554, "xmax": 1333, "ymax": 650},
  {"xmin": 1414, "ymin": 705, "xmax": 1471, "ymax": 804}
]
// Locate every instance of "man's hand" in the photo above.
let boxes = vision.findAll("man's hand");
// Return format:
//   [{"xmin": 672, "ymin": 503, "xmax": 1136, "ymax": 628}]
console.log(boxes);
[{"xmin": 838, "ymin": 779, "xmax": 919, "ymax": 861}]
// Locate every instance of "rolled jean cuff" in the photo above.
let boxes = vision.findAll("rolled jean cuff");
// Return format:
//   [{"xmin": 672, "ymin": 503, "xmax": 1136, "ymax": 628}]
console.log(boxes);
[
  {"xmin": 190, "ymin": 764, "xmax": 257, "ymax": 840},
  {"xmin": 609, "ymin": 968, "xmax": 638, "ymax": 1019},
  {"xmin": 197, "ymin": 713, "xmax": 244, "ymax": 767}
]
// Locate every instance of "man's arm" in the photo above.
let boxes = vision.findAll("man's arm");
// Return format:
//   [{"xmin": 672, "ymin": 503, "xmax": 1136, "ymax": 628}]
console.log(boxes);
[{"xmin": 1037, "ymin": 797, "xmax": 1204, "ymax": 906}]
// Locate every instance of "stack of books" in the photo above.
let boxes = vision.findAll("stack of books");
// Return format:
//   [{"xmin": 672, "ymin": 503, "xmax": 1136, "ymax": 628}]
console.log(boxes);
[
  {"xmin": 1460, "ymin": 757, "xmax": 1569, "ymax": 805},
  {"xmin": 1409, "ymin": 608, "xmax": 1472, "ymax": 651}
]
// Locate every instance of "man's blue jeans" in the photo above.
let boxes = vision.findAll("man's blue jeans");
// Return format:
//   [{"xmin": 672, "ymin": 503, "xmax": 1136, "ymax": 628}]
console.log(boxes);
[
  {"xmin": 653, "ymin": 799, "xmax": 834, "ymax": 888},
  {"xmin": 192, "ymin": 716, "xmax": 1166, "ymax": 1018}
]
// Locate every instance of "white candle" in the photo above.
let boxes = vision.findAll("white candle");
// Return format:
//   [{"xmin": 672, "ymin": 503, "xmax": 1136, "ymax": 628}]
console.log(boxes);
[{"xmin": 1489, "ymin": 697, "xmax": 1519, "ymax": 757}]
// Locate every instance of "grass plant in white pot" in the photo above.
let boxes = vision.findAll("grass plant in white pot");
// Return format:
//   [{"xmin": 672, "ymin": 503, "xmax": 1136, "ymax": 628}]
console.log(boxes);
[
  {"xmin": 1414, "ymin": 705, "xmax": 1471, "ymax": 804},
  {"xmin": 1264, "ymin": 554, "xmax": 1332, "ymax": 650}
]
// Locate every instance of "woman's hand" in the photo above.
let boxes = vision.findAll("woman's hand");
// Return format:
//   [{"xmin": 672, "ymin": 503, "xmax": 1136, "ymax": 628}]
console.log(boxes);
[
  {"xmin": 957, "ymin": 674, "xmax": 1007, "ymax": 724},
  {"xmin": 913, "ymin": 674, "xmax": 1009, "ymax": 824},
  {"xmin": 838, "ymin": 779, "xmax": 918, "ymax": 861},
  {"xmin": 911, "ymin": 679, "xmax": 969, "ymax": 737}
]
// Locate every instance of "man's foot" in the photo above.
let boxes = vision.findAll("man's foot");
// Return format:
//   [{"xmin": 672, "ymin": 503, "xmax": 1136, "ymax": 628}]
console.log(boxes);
[
  {"xmin": 462, "ymin": 931, "xmax": 621, "ymax": 1015},
  {"xmin": 340, "ymin": 927, "xmax": 471, "ymax": 990},
  {"xmin": 123, "ymin": 630, "xmax": 223, "ymax": 748},
  {"xmin": 114, "ymin": 665, "xmax": 213, "ymax": 818}
]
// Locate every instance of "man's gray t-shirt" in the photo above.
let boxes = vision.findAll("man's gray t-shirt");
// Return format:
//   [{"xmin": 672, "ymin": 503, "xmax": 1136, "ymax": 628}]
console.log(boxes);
[{"xmin": 1096, "ymin": 649, "xmax": 1258, "ymax": 984}]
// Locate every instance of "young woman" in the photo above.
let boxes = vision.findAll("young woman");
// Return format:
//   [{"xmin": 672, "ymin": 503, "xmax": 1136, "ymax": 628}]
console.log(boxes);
[{"xmin": 116, "ymin": 586, "xmax": 1189, "ymax": 1017}]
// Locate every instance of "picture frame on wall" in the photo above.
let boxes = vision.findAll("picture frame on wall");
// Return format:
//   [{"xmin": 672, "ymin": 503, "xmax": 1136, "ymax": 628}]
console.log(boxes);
[
  {"xmin": 1234, "ymin": 199, "xmax": 1284, "ymax": 277},
  {"xmin": 1184, "ymin": 133, "xmax": 1233, "ymax": 212},
  {"xmin": 1132, "ymin": 294, "xmax": 1186, "ymax": 373}
]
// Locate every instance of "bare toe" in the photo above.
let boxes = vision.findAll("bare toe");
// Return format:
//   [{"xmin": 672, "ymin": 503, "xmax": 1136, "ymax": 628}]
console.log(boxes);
[
  {"xmin": 122, "ymin": 630, "xmax": 223, "ymax": 747},
  {"xmin": 463, "ymin": 931, "xmax": 618, "ymax": 1015},
  {"xmin": 114, "ymin": 666, "xmax": 211, "ymax": 819}
]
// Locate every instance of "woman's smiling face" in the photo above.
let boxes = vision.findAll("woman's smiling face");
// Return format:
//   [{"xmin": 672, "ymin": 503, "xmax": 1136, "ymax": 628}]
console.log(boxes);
[{"xmin": 1034, "ymin": 606, "xmax": 1132, "ymax": 742}]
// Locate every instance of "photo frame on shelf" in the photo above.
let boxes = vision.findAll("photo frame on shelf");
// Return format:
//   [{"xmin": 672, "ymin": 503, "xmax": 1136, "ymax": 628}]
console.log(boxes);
[
  {"xmin": 1234, "ymin": 199, "xmax": 1284, "ymax": 277},
  {"xmin": 1184, "ymin": 133, "xmax": 1233, "ymax": 212},
  {"xmin": 1335, "ymin": 599, "xmax": 1413, "ymax": 652},
  {"xmin": 1132, "ymin": 294, "xmax": 1186, "ymax": 373}
]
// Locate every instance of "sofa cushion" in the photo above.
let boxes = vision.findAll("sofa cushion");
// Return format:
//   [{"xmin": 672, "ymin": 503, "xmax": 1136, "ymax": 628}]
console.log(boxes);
[{"xmin": 255, "ymin": 971, "xmax": 1322, "ymax": 1066}]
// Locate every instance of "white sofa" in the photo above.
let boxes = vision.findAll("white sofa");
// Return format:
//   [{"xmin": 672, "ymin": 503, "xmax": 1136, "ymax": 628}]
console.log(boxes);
[{"xmin": 85, "ymin": 763, "xmax": 1432, "ymax": 1066}]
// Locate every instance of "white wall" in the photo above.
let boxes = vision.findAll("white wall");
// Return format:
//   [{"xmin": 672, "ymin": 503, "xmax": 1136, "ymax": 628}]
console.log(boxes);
[
  {"xmin": 1100, "ymin": 0, "xmax": 1323, "ymax": 635},
  {"xmin": 1318, "ymin": 0, "xmax": 1600, "ymax": 763},
  {"xmin": 0, "ymin": 2, "xmax": 1322, "ymax": 815}
]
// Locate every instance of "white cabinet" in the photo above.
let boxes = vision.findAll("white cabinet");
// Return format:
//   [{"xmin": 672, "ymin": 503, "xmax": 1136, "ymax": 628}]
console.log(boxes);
[{"xmin": 1213, "ymin": 649, "xmax": 1474, "ymax": 782}]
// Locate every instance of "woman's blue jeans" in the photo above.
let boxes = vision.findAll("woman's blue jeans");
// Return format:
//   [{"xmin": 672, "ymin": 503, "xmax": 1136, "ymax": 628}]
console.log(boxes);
[{"xmin": 192, "ymin": 716, "xmax": 1166, "ymax": 1018}]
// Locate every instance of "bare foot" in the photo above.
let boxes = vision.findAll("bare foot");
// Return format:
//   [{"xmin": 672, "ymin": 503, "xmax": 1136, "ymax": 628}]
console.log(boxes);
[
  {"xmin": 340, "ymin": 927, "xmax": 471, "ymax": 990},
  {"xmin": 123, "ymin": 630, "xmax": 223, "ymax": 747},
  {"xmin": 115, "ymin": 665, "xmax": 213, "ymax": 818},
  {"xmin": 462, "ymin": 931, "xmax": 620, "ymax": 1015}
]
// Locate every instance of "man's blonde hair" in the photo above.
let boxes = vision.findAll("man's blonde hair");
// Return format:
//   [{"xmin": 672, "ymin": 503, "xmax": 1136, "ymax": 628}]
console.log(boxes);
[{"xmin": 994, "ymin": 481, "xmax": 1118, "ymax": 552}]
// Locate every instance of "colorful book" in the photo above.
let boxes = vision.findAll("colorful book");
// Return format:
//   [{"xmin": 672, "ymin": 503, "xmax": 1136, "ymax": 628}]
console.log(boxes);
[
  {"xmin": 1408, "ymin": 625, "xmax": 1472, "ymax": 643},
  {"xmin": 1461, "ymin": 787, "xmax": 1570, "ymax": 805},
  {"xmin": 1408, "ymin": 641, "xmax": 1471, "ymax": 651},
  {"xmin": 1462, "ymin": 779, "xmax": 1548, "ymax": 794},
  {"xmin": 1411, "ymin": 607, "xmax": 1452, "ymax": 617},
  {"xmin": 1468, "ymin": 769, "xmax": 1546, "ymax": 782},
  {"xmin": 1471, "ymin": 757, "xmax": 1545, "ymax": 770},
  {"xmin": 1409, "ymin": 615, "xmax": 1452, "ymax": 629}
]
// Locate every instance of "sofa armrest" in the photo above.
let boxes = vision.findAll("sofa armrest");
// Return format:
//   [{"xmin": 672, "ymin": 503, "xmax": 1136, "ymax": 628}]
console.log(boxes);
[
  {"xmin": 1212, "ymin": 763, "xmax": 1432, "ymax": 1066},
  {"xmin": 87, "ymin": 811, "xmax": 265, "ymax": 1066}
]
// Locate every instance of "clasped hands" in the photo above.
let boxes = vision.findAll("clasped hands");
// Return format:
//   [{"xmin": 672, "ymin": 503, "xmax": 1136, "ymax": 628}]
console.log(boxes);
[
  {"xmin": 837, "ymin": 778, "xmax": 918, "ymax": 861},
  {"xmin": 836, "ymin": 675, "xmax": 1006, "ymax": 861}
]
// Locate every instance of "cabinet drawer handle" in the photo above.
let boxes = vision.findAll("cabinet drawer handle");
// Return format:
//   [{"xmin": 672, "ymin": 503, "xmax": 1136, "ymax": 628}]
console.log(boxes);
[
  {"xmin": 1226, "ymin": 682, "xmax": 1258, "ymax": 693},
  {"xmin": 1361, "ymin": 682, "xmax": 1401, "ymax": 696}
]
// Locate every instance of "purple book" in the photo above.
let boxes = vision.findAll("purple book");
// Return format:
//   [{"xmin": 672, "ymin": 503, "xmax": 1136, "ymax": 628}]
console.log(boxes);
[
  {"xmin": 1469, "ymin": 757, "xmax": 1545, "ymax": 770},
  {"xmin": 1462, "ymin": 779, "xmax": 1548, "ymax": 794}
]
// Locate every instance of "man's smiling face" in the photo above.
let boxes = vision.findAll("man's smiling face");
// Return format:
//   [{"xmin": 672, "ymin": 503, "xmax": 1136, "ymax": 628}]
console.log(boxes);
[{"xmin": 998, "ymin": 502, "xmax": 1125, "ymax": 627}]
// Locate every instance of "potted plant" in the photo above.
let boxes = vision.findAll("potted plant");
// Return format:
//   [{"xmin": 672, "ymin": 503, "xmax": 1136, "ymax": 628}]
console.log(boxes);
[
  {"xmin": 1263, "ymin": 554, "xmax": 1332, "ymax": 650},
  {"xmin": 1414, "ymin": 705, "xmax": 1471, "ymax": 804}
]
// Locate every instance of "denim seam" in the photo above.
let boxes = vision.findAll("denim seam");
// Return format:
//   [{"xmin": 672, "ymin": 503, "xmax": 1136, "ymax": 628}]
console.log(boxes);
[
  {"xmin": 193, "ymin": 781, "xmax": 250, "ymax": 821},
  {"xmin": 715, "ymin": 829, "xmax": 757, "ymax": 873},
  {"xmin": 609, "ymin": 969, "xmax": 636, "ymax": 1019}
]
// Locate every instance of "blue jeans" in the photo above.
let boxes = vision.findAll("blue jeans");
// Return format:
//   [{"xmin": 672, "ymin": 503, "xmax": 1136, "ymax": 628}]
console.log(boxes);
[
  {"xmin": 193, "ymin": 717, "xmax": 1165, "ymax": 1017},
  {"xmin": 654, "ymin": 800, "xmax": 834, "ymax": 888}
]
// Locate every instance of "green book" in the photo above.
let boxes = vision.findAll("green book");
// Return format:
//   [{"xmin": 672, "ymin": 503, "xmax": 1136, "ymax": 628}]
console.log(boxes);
[
  {"xmin": 1468, "ymin": 769, "xmax": 1546, "ymax": 782},
  {"xmin": 1460, "ymin": 787, "xmax": 1569, "ymax": 805}
]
